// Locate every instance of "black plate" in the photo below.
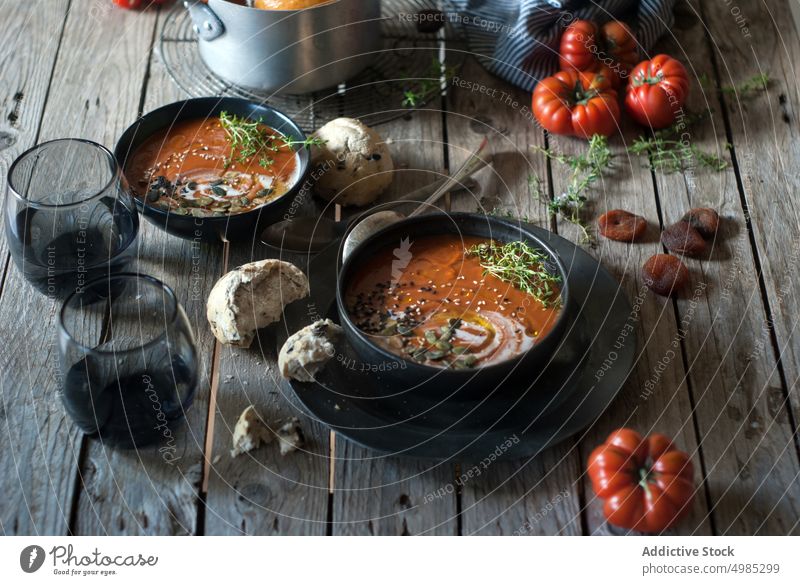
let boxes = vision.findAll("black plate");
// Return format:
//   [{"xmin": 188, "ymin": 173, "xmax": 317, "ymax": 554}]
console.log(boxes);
[{"xmin": 278, "ymin": 223, "xmax": 637, "ymax": 461}]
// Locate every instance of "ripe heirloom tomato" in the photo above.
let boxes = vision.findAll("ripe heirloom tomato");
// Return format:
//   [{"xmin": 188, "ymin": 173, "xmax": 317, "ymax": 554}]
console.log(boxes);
[
  {"xmin": 532, "ymin": 70, "xmax": 619, "ymax": 138},
  {"xmin": 587, "ymin": 428, "xmax": 695, "ymax": 533},
  {"xmin": 559, "ymin": 19, "xmax": 638, "ymax": 88},
  {"xmin": 559, "ymin": 20, "xmax": 599, "ymax": 72},
  {"xmin": 113, "ymin": 0, "xmax": 171, "ymax": 8},
  {"xmin": 602, "ymin": 21, "xmax": 638, "ymax": 80},
  {"xmin": 625, "ymin": 54, "xmax": 690, "ymax": 129}
]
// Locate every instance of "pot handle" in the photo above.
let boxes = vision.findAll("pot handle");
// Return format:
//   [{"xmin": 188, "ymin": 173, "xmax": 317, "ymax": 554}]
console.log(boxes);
[{"xmin": 183, "ymin": 0, "xmax": 225, "ymax": 42}]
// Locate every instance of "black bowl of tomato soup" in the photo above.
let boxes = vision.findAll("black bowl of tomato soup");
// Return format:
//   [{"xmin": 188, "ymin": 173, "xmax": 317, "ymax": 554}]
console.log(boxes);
[
  {"xmin": 114, "ymin": 97, "xmax": 311, "ymax": 243},
  {"xmin": 336, "ymin": 212, "xmax": 575, "ymax": 400}
]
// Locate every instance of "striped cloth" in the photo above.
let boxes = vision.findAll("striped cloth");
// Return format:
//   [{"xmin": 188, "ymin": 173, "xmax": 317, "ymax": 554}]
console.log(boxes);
[{"xmin": 449, "ymin": 0, "xmax": 678, "ymax": 91}]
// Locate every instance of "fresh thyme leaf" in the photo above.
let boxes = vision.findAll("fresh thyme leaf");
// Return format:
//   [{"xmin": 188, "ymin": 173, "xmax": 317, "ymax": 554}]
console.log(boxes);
[
  {"xmin": 219, "ymin": 111, "xmax": 326, "ymax": 168},
  {"xmin": 530, "ymin": 134, "xmax": 612, "ymax": 245},
  {"xmin": 282, "ymin": 135, "xmax": 327, "ymax": 150},
  {"xmin": 720, "ymin": 73, "xmax": 770, "ymax": 96},
  {"xmin": 401, "ymin": 59, "xmax": 460, "ymax": 108},
  {"xmin": 466, "ymin": 240, "xmax": 561, "ymax": 308},
  {"xmin": 402, "ymin": 90, "xmax": 420, "ymax": 108},
  {"xmin": 628, "ymin": 135, "xmax": 728, "ymax": 173},
  {"xmin": 651, "ymin": 108, "xmax": 713, "ymax": 141}
]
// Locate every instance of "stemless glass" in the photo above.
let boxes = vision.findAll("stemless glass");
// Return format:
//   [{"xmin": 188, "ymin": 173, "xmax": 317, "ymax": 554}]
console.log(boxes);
[
  {"xmin": 5, "ymin": 139, "xmax": 139, "ymax": 299},
  {"xmin": 59, "ymin": 274, "xmax": 199, "ymax": 450}
]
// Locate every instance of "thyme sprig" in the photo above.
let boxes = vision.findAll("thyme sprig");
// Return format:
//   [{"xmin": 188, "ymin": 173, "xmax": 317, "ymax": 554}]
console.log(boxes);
[
  {"xmin": 628, "ymin": 136, "xmax": 729, "ymax": 173},
  {"xmin": 401, "ymin": 59, "xmax": 460, "ymax": 108},
  {"xmin": 219, "ymin": 111, "xmax": 326, "ymax": 168},
  {"xmin": 531, "ymin": 134, "xmax": 613, "ymax": 244},
  {"xmin": 467, "ymin": 240, "xmax": 561, "ymax": 308},
  {"xmin": 720, "ymin": 73, "xmax": 770, "ymax": 96}
]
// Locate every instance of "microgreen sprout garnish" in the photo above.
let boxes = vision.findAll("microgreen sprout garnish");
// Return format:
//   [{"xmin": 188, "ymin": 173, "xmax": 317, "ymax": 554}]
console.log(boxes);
[
  {"xmin": 219, "ymin": 111, "xmax": 326, "ymax": 168},
  {"xmin": 467, "ymin": 241, "xmax": 561, "ymax": 308}
]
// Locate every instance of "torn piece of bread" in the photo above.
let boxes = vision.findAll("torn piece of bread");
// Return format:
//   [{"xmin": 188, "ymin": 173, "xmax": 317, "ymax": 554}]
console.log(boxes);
[
  {"xmin": 231, "ymin": 405, "xmax": 272, "ymax": 457},
  {"xmin": 276, "ymin": 418, "xmax": 305, "ymax": 456},
  {"xmin": 207, "ymin": 259, "xmax": 310, "ymax": 348},
  {"xmin": 278, "ymin": 319, "xmax": 343, "ymax": 382}
]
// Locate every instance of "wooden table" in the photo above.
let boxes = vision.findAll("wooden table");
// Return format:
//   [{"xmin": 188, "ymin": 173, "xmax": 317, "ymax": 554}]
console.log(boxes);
[{"xmin": 1, "ymin": 0, "xmax": 799, "ymax": 536}]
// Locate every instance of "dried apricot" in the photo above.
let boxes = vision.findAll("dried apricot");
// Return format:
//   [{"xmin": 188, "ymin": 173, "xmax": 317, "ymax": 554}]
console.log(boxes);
[
  {"xmin": 642, "ymin": 254, "xmax": 689, "ymax": 296},
  {"xmin": 598, "ymin": 209, "xmax": 648, "ymax": 242},
  {"xmin": 661, "ymin": 221, "xmax": 706, "ymax": 256},
  {"xmin": 681, "ymin": 207, "xmax": 720, "ymax": 239}
]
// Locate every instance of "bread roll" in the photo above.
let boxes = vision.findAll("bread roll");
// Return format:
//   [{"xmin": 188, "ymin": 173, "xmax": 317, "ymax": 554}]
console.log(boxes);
[
  {"xmin": 207, "ymin": 259, "xmax": 309, "ymax": 348},
  {"xmin": 310, "ymin": 118, "xmax": 393, "ymax": 207}
]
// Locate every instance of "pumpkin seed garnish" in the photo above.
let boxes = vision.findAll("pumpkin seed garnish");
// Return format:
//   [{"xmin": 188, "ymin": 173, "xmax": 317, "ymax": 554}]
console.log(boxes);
[
  {"xmin": 380, "ymin": 322, "xmax": 398, "ymax": 336},
  {"xmin": 424, "ymin": 330, "xmax": 439, "ymax": 344},
  {"xmin": 211, "ymin": 186, "xmax": 227, "ymax": 197}
]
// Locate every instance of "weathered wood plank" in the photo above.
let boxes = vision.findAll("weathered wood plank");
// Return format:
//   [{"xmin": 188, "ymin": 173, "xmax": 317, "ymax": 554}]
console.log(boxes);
[
  {"xmin": 444, "ymin": 57, "xmax": 585, "ymax": 536},
  {"xmin": 0, "ymin": 0, "xmax": 76, "ymax": 536},
  {"xmin": 698, "ymin": 0, "xmax": 800, "ymax": 534},
  {"xmin": 72, "ymin": 5, "xmax": 224, "ymax": 535},
  {"xmin": 548, "ymin": 125, "xmax": 713, "ymax": 532},
  {"xmin": 642, "ymin": 1, "xmax": 800, "ymax": 535},
  {"xmin": 331, "ymin": 107, "xmax": 458, "ymax": 536},
  {"xmin": 203, "ymin": 245, "xmax": 330, "ymax": 535}
]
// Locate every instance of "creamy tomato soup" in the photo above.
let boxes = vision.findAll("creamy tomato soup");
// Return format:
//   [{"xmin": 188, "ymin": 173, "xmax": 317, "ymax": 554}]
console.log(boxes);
[
  {"xmin": 253, "ymin": 0, "xmax": 332, "ymax": 9},
  {"xmin": 126, "ymin": 116, "xmax": 300, "ymax": 218},
  {"xmin": 345, "ymin": 235, "xmax": 562, "ymax": 369}
]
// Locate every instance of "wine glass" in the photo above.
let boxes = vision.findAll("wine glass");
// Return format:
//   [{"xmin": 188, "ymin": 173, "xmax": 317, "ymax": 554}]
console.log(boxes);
[
  {"xmin": 59, "ymin": 274, "xmax": 199, "ymax": 450},
  {"xmin": 5, "ymin": 138, "xmax": 139, "ymax": 299}
]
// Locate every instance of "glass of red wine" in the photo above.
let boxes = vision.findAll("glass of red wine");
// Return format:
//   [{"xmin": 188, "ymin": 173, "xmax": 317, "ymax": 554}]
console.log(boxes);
[
  {"xmin": 59, "ymin": 274, "xmax": 199, "ymax": 450},
  {"xmin": 5, "ymin": 138, "xmax": 139, "ymax": 299}
]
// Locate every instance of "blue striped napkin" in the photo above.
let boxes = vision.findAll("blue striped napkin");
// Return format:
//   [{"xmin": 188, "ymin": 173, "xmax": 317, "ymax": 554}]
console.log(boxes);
[{"xmin": 449, "ymin": 0, "xmax": 678, "ymax": 91}]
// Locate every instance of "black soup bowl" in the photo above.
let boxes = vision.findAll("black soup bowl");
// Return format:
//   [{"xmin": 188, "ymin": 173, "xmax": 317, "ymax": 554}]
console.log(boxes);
[
  {"xmin": 114, "ymin": 97, "xmax": 311, "ymax": 243},
  {"xmin": 336, "ymin": 212, "xmax": 575, "ymax": 402}
]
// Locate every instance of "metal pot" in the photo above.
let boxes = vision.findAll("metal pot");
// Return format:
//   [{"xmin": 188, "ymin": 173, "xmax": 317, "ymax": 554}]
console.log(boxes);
[{"xmin": 184, "ymin": 0, "xmax": 382, "ymax": 93}]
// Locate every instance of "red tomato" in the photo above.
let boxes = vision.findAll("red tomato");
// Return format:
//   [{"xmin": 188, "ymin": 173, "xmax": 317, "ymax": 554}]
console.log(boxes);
[
  {"xmin": 113, "ymin": 0, "xmax": 171, "ymax": 9},
  {"xmin": 602, "ymin": 21, "xmax": 638, "ymax": 73},
  {"xmin": 532, "ymin": 70, "xmax": 620, "ymax": 138},
  {"xmin": 559, "ymin": 19, "xmax": 638, "ymax": 88},
  {"xmin": 587, "ymin": 428, "xmax": 695, "ymax": 533},
  {"xmin": 559, "ymin": 20, "xmax": 599, "ymax": 72},
  {"xmin": 625, "ymin": 54, "xmax": 690, "ymax": 129}
]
